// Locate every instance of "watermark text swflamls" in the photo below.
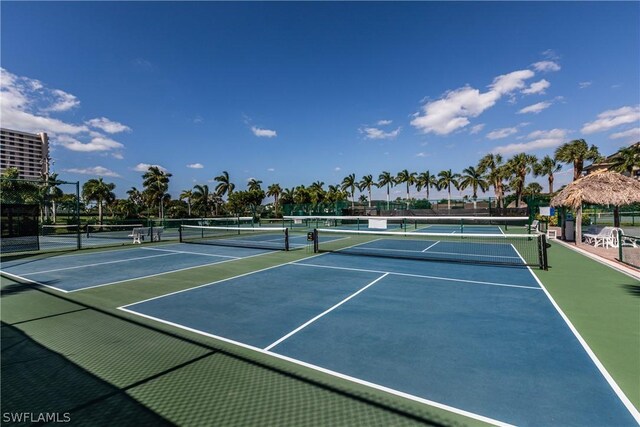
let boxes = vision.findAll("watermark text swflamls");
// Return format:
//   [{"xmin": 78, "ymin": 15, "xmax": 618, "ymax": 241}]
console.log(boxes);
[{"xmin": 2, "ymin": 412, "xmax": 71, "ymax": 423}]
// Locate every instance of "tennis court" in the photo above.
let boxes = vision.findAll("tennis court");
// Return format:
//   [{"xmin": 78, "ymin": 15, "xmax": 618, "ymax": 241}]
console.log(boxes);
[{"xmin": 116, "ymin": 232, "xmax": 637, "ymax": 426}]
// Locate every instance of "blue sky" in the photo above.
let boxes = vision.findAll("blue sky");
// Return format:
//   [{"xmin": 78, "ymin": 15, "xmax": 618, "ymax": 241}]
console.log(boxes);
[{"xmin": 1, "ymin": 1, "xmax": 639, "ymax": 201}]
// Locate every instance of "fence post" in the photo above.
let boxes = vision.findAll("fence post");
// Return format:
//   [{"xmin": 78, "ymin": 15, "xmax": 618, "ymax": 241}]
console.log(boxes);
[{"xmin": 618, "ymin": 229, "xmax": 623, "ymax": 262}]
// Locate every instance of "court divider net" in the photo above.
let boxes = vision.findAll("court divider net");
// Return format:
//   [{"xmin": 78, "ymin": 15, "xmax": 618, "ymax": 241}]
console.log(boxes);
[
  {"xmin": 179, "ymin": 225, "xmax": 290, "ymax": 251},
  {"xmin": 313, "ymin": 228, "xmax": 548, "ymax": 269}
]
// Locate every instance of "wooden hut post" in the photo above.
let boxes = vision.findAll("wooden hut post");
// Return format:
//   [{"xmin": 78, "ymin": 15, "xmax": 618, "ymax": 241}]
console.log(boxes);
[
  {"xmin": 575, "ymin": 204, "xmax": 583, "ymax": 244},
  {"xmin": 613, "ymin": 206, "xmax": 620, "ymax": 228}
]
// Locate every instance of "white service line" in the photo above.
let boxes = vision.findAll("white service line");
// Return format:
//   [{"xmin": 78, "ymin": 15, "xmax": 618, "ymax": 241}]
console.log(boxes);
[
  {"xmin": 141, "ymin": 246, "xmax": 240, "ymax": 259},
  {"xmin": 264, "ymin": 273, "xmax": 390, "ymax": 351},
  {"xmin": 20, "ymin": 252, "xmax": 180, "ymax": 276},
  {"xmin": 421, "ymin": 241, "xmax": 440, "ymax": 252}
]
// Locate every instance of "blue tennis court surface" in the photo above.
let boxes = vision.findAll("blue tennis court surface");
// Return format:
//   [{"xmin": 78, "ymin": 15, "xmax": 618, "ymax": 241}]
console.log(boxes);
[
  {"xmin": 121, "ymin": 253, "xmax": 637, "ymax": 426},
  {"xmin": 0, "ymin": 243, "xmax": 275, "ymax": 292}
]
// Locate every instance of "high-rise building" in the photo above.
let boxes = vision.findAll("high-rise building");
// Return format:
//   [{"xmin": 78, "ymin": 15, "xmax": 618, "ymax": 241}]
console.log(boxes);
[{"xmin": 0, "ymin": 128, "xmax": 50, "ymax": 180}]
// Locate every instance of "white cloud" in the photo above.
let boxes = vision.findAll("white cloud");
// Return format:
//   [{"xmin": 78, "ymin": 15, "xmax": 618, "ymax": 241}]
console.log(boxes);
[
  {"xmin": 43, "ymin": 89, "xmax": 80, "ymax": 112},
  {"xmin": 579, "ymin": 81, "xmax": 592, "ymax": 89},
  {"xmin": 133, "ymin": 163, "xmax": 167, "ymax": 172},
  {"xmin": 86, "ymin": 117, "xmax": 131, "ymax": 134},
  {"xmin": 469, "ymin": 123, "xmax": 485, "ymax": 135},
  {"xmin": 532, "ymin": 61, "xmax": 561, "ymax": 72},
  {"xmin": 359, "ymin": 126, "xmax": 401, "ymax": 140},
  {"xmin": 377, "ymin": 119, "xmax": 392, "ymax": 126},
  {"xmin": 522, "ymin": 79, "xmax": 550, "ymax": 95},
  {"xmin": 518, "ymin": 101, "xmax": 552, "ymax": 114},
  {"xmin": 609, "ymin": 127, "xmax": 640, "ymax": 140},
  {"xmin": 251, "ymin": 126, "xmax": 277, "ymax": 138},
  {"xmin": 187, "ymin": 163, "xmax": 204, "ymax": 169},
  {"xmin": 112, "ymin": 153, "xmax": 124, "ymax": 160},
  {"xmin": 56, "ymin": 135, "xmax": 124, "ymax": 152},
  {"xmin": 581, "ymin": 105, "xmax": 640, "ymax": 134},
  {"xmin": 63, "ymin": 166, "xmax": 120, "ymax": 177},
  {"xmin": 334, "ymin": 167, "xmax": 341, "ymax": 171},
  {"xmin": 416, "ymin": 152, "xmax": 428, "ymax": 157},
  {"xmin": 411, "ymin": 69, "xmax": 534, "ymax": 135},
  {"xmin": 267, "ymin": 168, "xmax": 275, "ymax": 172},
  {"xmin": 486, "ymin": 127, "xmax": 518, "ymax": 140},
  {"xmin": 492, "ymin": 129, "xmax": 568, "ymax": 155},
  {"xmin": 193, "ymin": 115, "xmax": 203, "ymax": 123}
]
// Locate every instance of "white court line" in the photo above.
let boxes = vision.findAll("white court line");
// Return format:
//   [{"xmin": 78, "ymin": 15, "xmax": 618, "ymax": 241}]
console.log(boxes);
[
  {"xmin": 292, "ymin": 262, "xmax": 541, "ymax": 290},
  {"xmin": 65, "ymin": 250, "xmax": 275, "ymax": 293},
  {"xmin": 20, "ymin": 252, "xmax": 180, "ymax": 276},
  {"xmin": 340, "ymin": 245, "xmax": 521, "ymax": 260},
  {"xmin": 421, "ymin": 241, "xmax": 440, "ymax": 252},
  {"xmin": 141, "ymin": 246, "xmax": 240, "ymax": 259},
  {"xmin": 117, "ymin": 306, "xmax": 514, "ymax": 427},
  {"xmin": 264, "ymin": 273, "xmax": 390, "ymax": 351},
  {"xmin": 517, "ymin": 255, "xmax": 640, "ymax": 424},
  {"xmin": 0, "ymin": 270, "xmax": 70, "ymax": 293}
]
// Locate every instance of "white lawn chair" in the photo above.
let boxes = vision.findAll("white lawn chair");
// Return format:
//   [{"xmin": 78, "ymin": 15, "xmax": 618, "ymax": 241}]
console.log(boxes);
[
  {"xmin": 525, "ymin": 220, "xmax": 539, "ymax": 233},
  {"xmin": 583, "ymin": 226, "xmax": 617, "ymax": 248}
]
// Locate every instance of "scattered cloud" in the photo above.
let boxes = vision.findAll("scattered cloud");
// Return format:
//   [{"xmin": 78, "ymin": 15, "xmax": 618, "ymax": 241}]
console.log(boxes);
[
  {"xmin": 267, "ymin": 168, "xmax": 275, "ymax": 172},
  {"xmin": 610, "ymin": 127, "xmax": 640, "ymax": 140},
  {"xmin": 132, "ymin": 163, "xmax": 167, "ymax": 172},
  {"xmin": 532, "ymin": 61, "xmax": 561, "ymax": 72},
  {"xmin": 579, "ymin": 81, "xmax": 592, "ymax": 89},
  {"xmin": 334, "ymin": 167, "xmax": 341, "ymax": 171},
  {"xmin": 86, "ymin": 117, "xmax": 131, "ymax": 134},
  {"xmin": 377, "ymin": 119, "xmax": 392, "ymax": 126},
  {"xmin": 187, "ymin": 163, "xmax": 204, "ymax": 169},
  {"xmin": 416, "ymin": 152, "xmax": 428, "ymax": 157},
  {"xmin": 469, "ymin": 124, "xmax": 485, "ymax": 135},
  {"xmin": 42, "ymin": 89, "xmax": 80, "ymax": 112},
  {"xmin": 193, "ymin": 115, "xmax": 203, "ymax": 124},
  {"xmin": 111, "ymin": 153, "xmax": 124, "ymax": 160},
  {"xmin": 518, "ymin": 101, "xmax": 552, "ymax": 114},
  {"xmin": 63, "ymin": 166, "xmax": 120, "ymax": 177},
  {"xmin": 55, "ymin": 134, "xmax": 124, "ymax": 152},
  {"xmin": 486, "ymin": 127, "xmax": 518, "ymax": 140},
  {"xmin": 359, "ymin": 126, "xmax": 401, "ymax": 140},
  {"xmin": 251, "ymin": 126, "xmax": 277, "ymax": 138},
  {"xmin": 492, "ymin": 128, "xmax": 568, "ymax": 155},
  {"xmin": 411, "ymin": 69, "xmax": 534, "ymax": 135},
  {"xmin": 581, "ymin": 105, "xmax": 640, "ymax": 134},
  {"xmin": 522, "ymin": 79, "xmax": 550, "ymax": 95}
]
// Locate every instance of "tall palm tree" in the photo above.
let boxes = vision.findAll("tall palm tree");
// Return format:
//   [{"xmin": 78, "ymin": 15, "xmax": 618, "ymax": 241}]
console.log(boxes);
[
  {"xmin": 266, "ymin": 183, "xmax": 283, "ymax": 214},
  {"xmin": 396, "ymin": 169, "xmax": 417, "ymax": 209},
  {"xmin": 309, "ymin": 181, "xmax": 326, "ymax": 204},
  {"xmin": 416, "ymin": 170, "xmax": 438, "ymax": 201},
  {"xmin": 377, "ymin": 171, "xmax": 395, "ymax": 210},
  {"xmin": 82, "ymin": 178, "xmax": 116, "ymax": 224},
  {"xmin": 533, "ymin": 155, "xmax": 562, "ymax": 193},
  {"xmin": 192, "ymin": 184, "xmax": 213, "ymax": 217},
  {"xmin": 341, "ymin": 173, "xmax": 357, "ymax": 210},
  {"xmin": 326, "ymin": 184, "xmax": 347, "ymax": 203},
  {"xmin": 478, "ymin": 153, "xmax": 507, "ymax": 209},
  {"xmin": 280, "ymin": 187, "xmax": 295, "ymax": 206},
  {"xmin": 359, "ymin": 175, "xmax": 375, "ymax": 208},
  {"xmin": 437, "ymin": 169, "xmax": 461, "ymax": 210},
  {"xmin": 609, "ymin": 143, "xmax": 640, "ymax": 175},
  {"xmin": 458, "ymin": 166, "xmax": 489, "ymax": 207},
  {"xmin": 179, "ymin": 189, "xmax": 194, "ymax": 216},
  {"xmin": 247, "ymin": 178, "xmax": 263, "ymax": 192},
  {"xmin": 554, "ymin": 139, "xmax": 601, "ymax": 180},
  {"xmin": 127, "ymin": 187, "xmax": 143, "ymax": 205},
  {"xmin": 45, "ymin": 172, "xmax": 63, "ymax": 222},
  {"xmin": 506, "ymin": 153, "xmax": 538, "ymax": 207},
  {"xmin": 142, "ymin": 166, "xmax": 172, "ymax": 219},
  {"xmin": 214, "ymin": 171, "xmax": 235, "ymax": 199}
]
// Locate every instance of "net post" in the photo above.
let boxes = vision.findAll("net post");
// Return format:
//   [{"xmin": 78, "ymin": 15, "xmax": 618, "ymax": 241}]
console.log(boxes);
[
  {"xmin": 617, "ymin": 229, "xmax": 623, "ymax": 262},
  {"xmin": 313, "ymin": 229, "xmax": 319, "ymax": 253},
  {"xmin": 284, "ymin": 228, "xmax": 290, "ymax": 251},
  {"xmin": 179, "ymin": 225, "xmax": 184, "ymax": 243},
  {"xmin": 539, "ymin": 233, "xmax": 548, "ymax": 270},
  {"xmin": 75, "ymin": 181, "xmax": 81, "ymax": 249}
]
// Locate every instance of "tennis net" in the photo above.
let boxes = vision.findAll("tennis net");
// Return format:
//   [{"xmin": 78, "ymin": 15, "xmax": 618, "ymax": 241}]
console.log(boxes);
[
  {"xmin": 87, "ymin": 224, "xmax": 143, "ymax": 239},
  {"xmin": 179, "ymin": 225, "xmax": 290, "ymax": 251},
  {"xmin": 313, "ymin": 228, "xmax": 547, "ymax": 269},
  {"xmin": 41, "ymin": 224, "xmax": 81, "ymax": 236}
]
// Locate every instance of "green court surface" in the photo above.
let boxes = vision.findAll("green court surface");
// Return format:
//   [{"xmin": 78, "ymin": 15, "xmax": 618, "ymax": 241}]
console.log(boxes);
[{"xmin": 1, "ymin": 238, "xmax": 638, "ymax": 426}]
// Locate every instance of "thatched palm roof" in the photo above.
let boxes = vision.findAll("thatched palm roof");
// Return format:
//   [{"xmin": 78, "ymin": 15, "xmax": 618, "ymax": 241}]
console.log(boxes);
[{"xmin": 550, "ymin": 170, "xmax": 640, "ymax": 209}]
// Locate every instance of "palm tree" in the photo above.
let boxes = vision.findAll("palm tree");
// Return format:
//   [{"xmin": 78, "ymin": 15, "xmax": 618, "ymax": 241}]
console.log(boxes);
[
  {"xmin": 142, "ymin": 166, "xmax": 172, "ymax": 219},
  {"xmin": 82, "ymin": 178, "xmax": 116, "ymax": 224},
  {"xmin": 192, "ymin": 184, "xmax": 213, "ymax": 217},
  {"xmin": 326, "ymin": 185, "xmax": 347, "ymax": 203},
  {"xmin": 533, "ymin": 155, "xmax": 562, "ymax": 193},
  {"xmin": 359, "ymin": 175, "xmax": 375, "ymax": 208},
  {"xmin": 555, "ymin": 139, "xmax": 601, "ymax": 181},
  {"xmin": 45, "ymin": 172, "xmax": 63, "ymax": 223},
  {"xmin": 309, "ymin": 181, "xmax": 326, "ymax": 205},
  {"xmin": 179, "ymin": 189, "xmax": 194, "ymax": 216},
  {"xmin": 458, "ymin": 166, "xmax": 489, "ymax": 208},
  {"xmin": 127, "ymin": 187, "xmax": 143, "ymax": 205},
  {"xmin": 341, "ymin": 173, "xmax": 357, "ymax": 210},
  {"xmin": 214, "ymin": 171, "xmax": 235, "ymax": 199},
  {"xmin": 506, "ymin": 153, "xmax": 538, "ymax": 207},
  {"xmin": 280, "ymin": 187, "xmax": 295, "ymax": 206},
  {"xmin": 266, "ymin": 183, "xmax": 283, "ymax": 214},
  {"xmin": 609, "ymin": 143, "xmax": 640, "ymax": 175},
  {"xmin": 437, "ymin": 169, "xmax": 461, "ymax": 210},
  {"xmin": 247, "ymin": 178, "xmax": 263, "ymax": 192},
  {"xmin": 396, "ymin": 169, "xmax": 417, "ymax": 209},
  {"xmin": 377, "ymin": 171, "xmax": 395, "ymax": 210},
  {"xmin": 523, "ymin": 182, "xmax": 543, "ymax": 196},
  {"xmin": 478, "ymin": 153, "xmax": 507, "ymax": 209},
  {"xmin": 416, "ymin": 170, "xmax": 438, "ymax": 201}
]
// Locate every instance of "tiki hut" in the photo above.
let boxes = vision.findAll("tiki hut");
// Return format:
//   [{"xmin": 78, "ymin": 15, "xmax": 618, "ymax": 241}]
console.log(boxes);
[{"xmin": 550, "ymin": 170, "xmax": 640, "ymax": 243}]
